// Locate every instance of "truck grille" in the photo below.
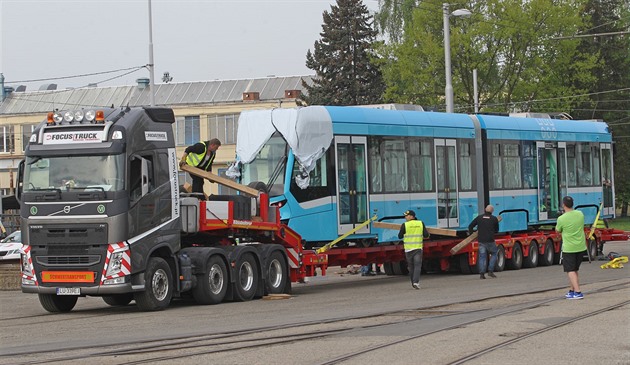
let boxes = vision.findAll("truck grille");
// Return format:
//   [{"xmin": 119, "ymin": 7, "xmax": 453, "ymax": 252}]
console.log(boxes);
[{"xmin": 37, "ymin": 255, "xmax": 101, "ymax": 266}]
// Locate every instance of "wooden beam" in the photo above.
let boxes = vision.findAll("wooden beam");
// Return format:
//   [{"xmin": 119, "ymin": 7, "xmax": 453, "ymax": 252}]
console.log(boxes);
[
  {"xmin": 180, "ymin": 165, "xmax": 260, "ymax": 197},
  {"xmin": 372, "ymin": 221, "xmax": 458, "ymax": 237}
]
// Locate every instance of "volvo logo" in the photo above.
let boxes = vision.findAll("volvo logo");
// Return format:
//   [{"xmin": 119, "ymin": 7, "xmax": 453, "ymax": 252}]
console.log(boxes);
[{"xmin": 63, "ymin": 206, "xmax": 71, "ymax": 214}]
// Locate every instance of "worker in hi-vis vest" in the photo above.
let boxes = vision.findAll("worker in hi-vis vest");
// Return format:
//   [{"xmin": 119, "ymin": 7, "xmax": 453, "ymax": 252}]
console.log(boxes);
[
  {"xmin": 180, "ymin": 138, "xmax": 222, "ymax": 196},
  {"xmin": 398, "ymin": 210, "xmax": 430, "ymax": 290}
]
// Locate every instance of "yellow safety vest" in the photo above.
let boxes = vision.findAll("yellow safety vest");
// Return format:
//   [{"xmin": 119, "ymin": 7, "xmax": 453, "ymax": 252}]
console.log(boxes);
[
  {"xmin": 403, "ymin": 220, "xmax": 425, "ymax": 252},
  {"xmin": 186, "ymin": 142, "xmax": 215, "ymax": 171}
]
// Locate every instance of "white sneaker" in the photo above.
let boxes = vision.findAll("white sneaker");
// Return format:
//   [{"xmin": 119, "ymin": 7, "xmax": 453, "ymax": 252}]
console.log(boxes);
[{"xmin": 412, "ymin": 283, "xmax": 421, "ymax": 290}]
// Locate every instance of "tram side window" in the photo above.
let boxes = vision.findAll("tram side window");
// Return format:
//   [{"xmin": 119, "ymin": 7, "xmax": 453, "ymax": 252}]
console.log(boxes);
[
  {"xmin": 368, "ymin": 137, "xmax": 383, "ymax": 193},
  {"xmin": 567, "ymin": 144, "xmax": 577, "ymax": 187},
  {"xmin": 522, "ymin": 142, "xmax": 536, "ymax": 188},
  {"xmin": 503, "ymin": 143, "xmax": 521, "ymax": 189},
  {"xmin": 490, "ymin": 143, "xmax": 502, "ymax": 189},
  {"xmin": 383, "ymin": 139, "xmax": 408, "ymax": 193},
  {"xmin": 577, "ymin": 142, "xmax": 593, "ymax": 186},
  {"xmin": 408, "ymin": 139, "xmax": 433, "ymax": 192},
  {"xmin": 458, "ymin": 141, "xmax": 474, "ymax": 191}
]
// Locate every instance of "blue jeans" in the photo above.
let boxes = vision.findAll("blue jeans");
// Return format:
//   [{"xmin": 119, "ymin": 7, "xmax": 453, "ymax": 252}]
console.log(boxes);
[{"xmin": 478, "ymin": 242, "xmax": 498, "ymax": 274}]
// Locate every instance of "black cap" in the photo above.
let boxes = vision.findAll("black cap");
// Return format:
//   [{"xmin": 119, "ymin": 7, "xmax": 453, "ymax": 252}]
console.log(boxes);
[{"xmin": 404, "ymin": 210, "xmax": 416, "ymax": 217}]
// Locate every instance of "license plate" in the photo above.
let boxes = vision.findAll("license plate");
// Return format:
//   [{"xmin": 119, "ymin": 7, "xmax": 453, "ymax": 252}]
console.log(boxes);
[{"xmin": 56, "ymin": 287, "xmax": 80, "ymax": 295}]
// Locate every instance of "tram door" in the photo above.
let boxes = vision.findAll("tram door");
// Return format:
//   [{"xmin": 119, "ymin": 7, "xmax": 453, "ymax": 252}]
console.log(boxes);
[
  {"xmin": 600, "ymin": 143, "xmax": 614, "ymax": 215},
  {"xmin": 435, "ymin": 139, "xmax": 459, "ymax": 227},
  {"xmin": 537, "ymin": 141, "xmax": 568, "ymax": 220},
  {"xmin": 335, "ymin": 136, "xmax": 370, "ymax": 235}
]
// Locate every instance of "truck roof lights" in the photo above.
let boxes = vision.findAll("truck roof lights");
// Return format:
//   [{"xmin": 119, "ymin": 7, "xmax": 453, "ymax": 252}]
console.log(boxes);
[
  {"xmin": 74, "ymin": 110, "xmax": 84, "ymax": 122},
  {"xmin": 63, "ymin": 111, "xmax": 74, "ymax": 123},
  {"xmin": 85, "ymin": 110, "xmax": 96, "ymax": 122},
  {"xmin": 46, "ymin": 112, "xmax": 56, "ymax": 125},
  {"xmin": 52, "ymin": 112, "xmax": 64, "ymax": 124},
  {"xmin": 95, "ymin": 110, "xmax": 105, "ymax": 123}
]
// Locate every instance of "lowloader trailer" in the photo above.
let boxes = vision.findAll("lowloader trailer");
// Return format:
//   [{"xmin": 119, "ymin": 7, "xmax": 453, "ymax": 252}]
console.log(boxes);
[{"xmin": 15, "ymin": 107, "xmax": 628, "ymax": 312}]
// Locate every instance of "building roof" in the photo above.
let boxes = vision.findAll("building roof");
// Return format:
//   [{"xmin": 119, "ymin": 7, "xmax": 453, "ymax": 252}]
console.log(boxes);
[{"xmin": 0, "ymin": 75, "xmax": 313, "ymax": 115}]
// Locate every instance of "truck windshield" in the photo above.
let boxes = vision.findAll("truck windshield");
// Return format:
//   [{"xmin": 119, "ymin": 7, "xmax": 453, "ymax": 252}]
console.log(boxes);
[
  {"xmin": 240, "ymin": 133, "xmax": 287, "ymax": 196},
  {"xmin": 23, "ymin": 155, "xmax": 125, "ymax": 192}
]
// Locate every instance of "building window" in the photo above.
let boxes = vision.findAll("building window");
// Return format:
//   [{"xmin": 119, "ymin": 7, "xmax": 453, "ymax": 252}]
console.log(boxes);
[
  {"xmin": 209, "ymin": 114, "xmax": 238, "ymax": 144},
  {"xmin": 22, "ymin": 124, "xmax": 37, "ymax": 152},
  {"xmin": 0, "ymin": 126, "xmax": 15, "ymax": 153},
  {"xmin": 175, "ymin": 116, "xmax": 200, "ymax": 146}
]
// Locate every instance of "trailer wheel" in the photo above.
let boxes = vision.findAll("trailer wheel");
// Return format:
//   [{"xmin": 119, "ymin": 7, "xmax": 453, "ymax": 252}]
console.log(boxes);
[
  {"xmin": 506, "ymin": 243, "xmax": 523, "ymax": 270},
  {"xmin": 134, "ymin": 257, "xmax": 173, "ymax": 311},
  {"xmin": 539, "ymin": 240, "xmax": 554, "ymax": 266},
  {"xmin": 102, "ymin": 294, "xmax": 133, "ymax": 306},
  {"xmin": 38, "ymin": 294, "xmax": 78, "ymax": 313},
  {"xmin": 523, "ymin": 241, "xmax": 539, "ymax": 268},
  {"xmin": 234, "ymin": 253, "xmax": 258, "ymax": 301},
  {"xmin": 392, "ymin": 260, "xmax": 409, "ymax": 276},
  {"xmin": 383, "ymin": 262, "xmax": 394, "ymax": 276},
  {"xmin": 265, "ymin": 251, "xmax": 288, "ymax": 295},
  {"xmin": 494, "ymin": 245, "xmax": 506, "ymax": 272},
  {"xmin": 193, "ymin": 255, "xmax": 228, "ymax": 305},
  {"xmin": 553, "ymin": 242, "xmax": 562, "ymax": 265},
  {"xmin": 459, "ymin": 254, "xmax": 472, "ymax": 275},
  {"xmin": 586, "ymin": 239, "xmax": 598, "ymax": 261}
]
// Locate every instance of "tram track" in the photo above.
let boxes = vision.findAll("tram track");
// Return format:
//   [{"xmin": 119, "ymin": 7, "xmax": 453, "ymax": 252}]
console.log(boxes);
[{"xmin": 2, "ymin": 282, "xmax": 627, "ymax": 365}]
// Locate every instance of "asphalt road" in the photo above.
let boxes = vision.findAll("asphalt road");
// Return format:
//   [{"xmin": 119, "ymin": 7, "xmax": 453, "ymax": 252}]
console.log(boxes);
[{"xmin": 0, "ymin": 241, "xmax": 629, "ymax": 365}]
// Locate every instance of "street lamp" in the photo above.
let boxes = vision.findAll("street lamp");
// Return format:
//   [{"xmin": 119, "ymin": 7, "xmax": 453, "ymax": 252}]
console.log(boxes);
[{"xmin": 443, "ymin": 3, "xmax": 471, "ymax": 113}]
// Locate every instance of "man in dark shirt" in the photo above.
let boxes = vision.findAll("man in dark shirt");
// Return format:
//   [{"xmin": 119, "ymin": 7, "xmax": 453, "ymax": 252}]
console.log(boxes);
[
  {"xmin": 179, "ymin": 138, "xmax": 221, "ymax": 196},
  {"xmin": 468, "ymin": 205, "xmax": 500, "ymax": 279}
]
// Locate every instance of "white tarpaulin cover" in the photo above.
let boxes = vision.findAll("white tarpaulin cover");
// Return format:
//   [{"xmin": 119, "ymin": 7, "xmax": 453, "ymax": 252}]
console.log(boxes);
[{"xmin": 233, "ymin": 107, "xmax": 333, "ymax": 188}]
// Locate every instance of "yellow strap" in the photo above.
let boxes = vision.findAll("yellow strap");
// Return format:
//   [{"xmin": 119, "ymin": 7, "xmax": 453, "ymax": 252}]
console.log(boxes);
[
  {"xmin": 588, "ymin": 202, "xmax": 603, "ymax": 240},
  {"xmin": 317, "ymin": 216, "xmax": 378, "ymax": 254},
  {"xmin": 600, "ymin": 256, "xmax": 628, "ymax": 269}
]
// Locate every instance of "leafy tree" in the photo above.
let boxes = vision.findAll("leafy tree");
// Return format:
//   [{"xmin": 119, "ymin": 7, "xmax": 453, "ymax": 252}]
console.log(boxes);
[
  {"xmin": 569, "ymin": 0, "xmax": 630, "ymax": 216},
  {"xmin": 374, "ymin": 0, "xmax": 418, "ymax": 43},
  {"xmin": 301, "ymin": 0, "xmax": 385, "ymax": 106},
  {"xmin": 378, "ymin": 0, "xmax": 596, "ymax": 112}
]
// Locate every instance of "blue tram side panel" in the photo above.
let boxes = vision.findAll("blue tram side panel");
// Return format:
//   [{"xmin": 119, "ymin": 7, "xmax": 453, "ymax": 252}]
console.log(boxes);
[{"xmin": 237, "ymin": 106, "xmax": 614, "ymax": 247}]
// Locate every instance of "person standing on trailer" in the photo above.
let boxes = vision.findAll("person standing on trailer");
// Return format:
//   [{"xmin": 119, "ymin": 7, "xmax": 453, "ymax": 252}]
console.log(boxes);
[
  {"xmin": 398, "ymin": 210, "xmax": 430, "ymax": 289},
  {"xmin": 179, "ymin": 138, "xmax": 222, "ymax": 197},
  {"xmin": 556, "ymin": 196, "xmax": 587, "ymax": 300},
  {"xmin": 468, "ymin": 205, "xmax": 500, "ymax": 279}
]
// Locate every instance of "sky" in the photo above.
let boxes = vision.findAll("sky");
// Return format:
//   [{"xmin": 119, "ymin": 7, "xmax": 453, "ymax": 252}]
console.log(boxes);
[{"xmin": 1, "ymin": 0, "xmax": 379, "ymax": 90}]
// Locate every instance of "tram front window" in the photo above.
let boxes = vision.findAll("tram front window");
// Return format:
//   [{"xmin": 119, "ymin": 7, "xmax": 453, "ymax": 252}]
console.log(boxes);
[{"xmin": 240, "ymin": 134, "xmax": 287, "ymax": 196}]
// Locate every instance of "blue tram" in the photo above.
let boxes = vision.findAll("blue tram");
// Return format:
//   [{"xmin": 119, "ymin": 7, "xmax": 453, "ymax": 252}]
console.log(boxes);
[{"xmin": 235, "ymin": 106, "xmax": 614, "ymax": 246}]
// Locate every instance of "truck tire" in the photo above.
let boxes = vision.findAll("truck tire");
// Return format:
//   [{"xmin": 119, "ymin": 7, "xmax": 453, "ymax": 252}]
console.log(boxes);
[
  {"xmin": 392, "ymin": 260, "xmax": 409, "ymax": 276},
  {"xmin": 38, "ymin": 294, "xmax": 78, "ymax": 313},
  {"xmin": 383, "ymin": 262, "xmax": 394, "ymax": 276},
  {"xmin": 506, "ymin": 243, "xmax": 523, "ymax": 270},
  {"xmin": 539, "ymin": 239, "xmax": 554, "ymax": 266},
  {"xmin": 103, "ymin": 294, "xmax": 133, "ymax": 306},
  {"xmin": 265, "ymin": 251, "xmax": 287, "ymax": 295},
  {"xmin": 193, "ymin": 255, "xmax": 228, "ymax": 305},
  {"xmin": 134, "ymin": 257, "xmax": 173, "ymax": 311},
  {"xmin": 459, "ymin": 254, "xmax": 472, "ymax": 275},
  {"xmin": 233, "ymin": 253, "xmax": 259, "ymax": 301},
  {"xmin": 523, "ymin": 241, "xmax": 539, "ymax": 268},
  {"xmin": 587, "ymin": 239, "xmax": 597, "ymax": 261}
]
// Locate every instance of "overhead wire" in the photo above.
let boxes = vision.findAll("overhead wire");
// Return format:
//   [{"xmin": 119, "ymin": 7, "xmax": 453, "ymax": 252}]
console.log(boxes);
[{"xmin": 5, "ymin": 65, "xmax": 146, "ymax": 84}]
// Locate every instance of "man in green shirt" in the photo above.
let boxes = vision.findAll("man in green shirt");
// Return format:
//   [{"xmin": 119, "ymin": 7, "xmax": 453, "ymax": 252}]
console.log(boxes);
[{"xmin": 555, "ymin": 196, "xmax": 587, "ymax": 300}]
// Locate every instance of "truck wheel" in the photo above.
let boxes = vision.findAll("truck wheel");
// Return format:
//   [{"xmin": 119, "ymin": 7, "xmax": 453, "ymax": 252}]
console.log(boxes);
[
  {"xmin": 193, "ymin": 255, "xmax": 228, "ymax": 305},
  {"xmin": 265, "ymin": 251, "xmax": 287, "ymax": 295},
  {"xmin": 103, "ymin": 294, "xmax": 133, "ymax": 306},
  {"xmin": 38, "ymin": 294, "xmax": 78, "ymax": 313},
  {"xmin": 506, "ymin": 243, "xmax": 523, "ymax": 270},
  {"xmin": 539, "ymin": 240, "xmax": 554, "ymax": 266},
  {"xmin": 233, "ymin": 253, "xmax": 258, "ymax": 301},
  {"xmin": 134, "ymin": 257, "xmax": 173, "ymax": 311},
  {"xmin": 523, "ymin": 241, "xmax": 539, "ymax": 268},
  {"xmin": 392, "ymin": 261, "xmax": 409, "ymax": 275},
  {"xmin": 494, "ymin": 245, "xmax": 506, "ymax": 272}
]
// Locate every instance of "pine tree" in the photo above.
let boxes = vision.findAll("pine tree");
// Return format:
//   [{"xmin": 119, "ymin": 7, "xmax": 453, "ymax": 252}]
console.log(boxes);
[{"xmin": 301, "ymin": 0, "xmax": 385, "ymax": 106}]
